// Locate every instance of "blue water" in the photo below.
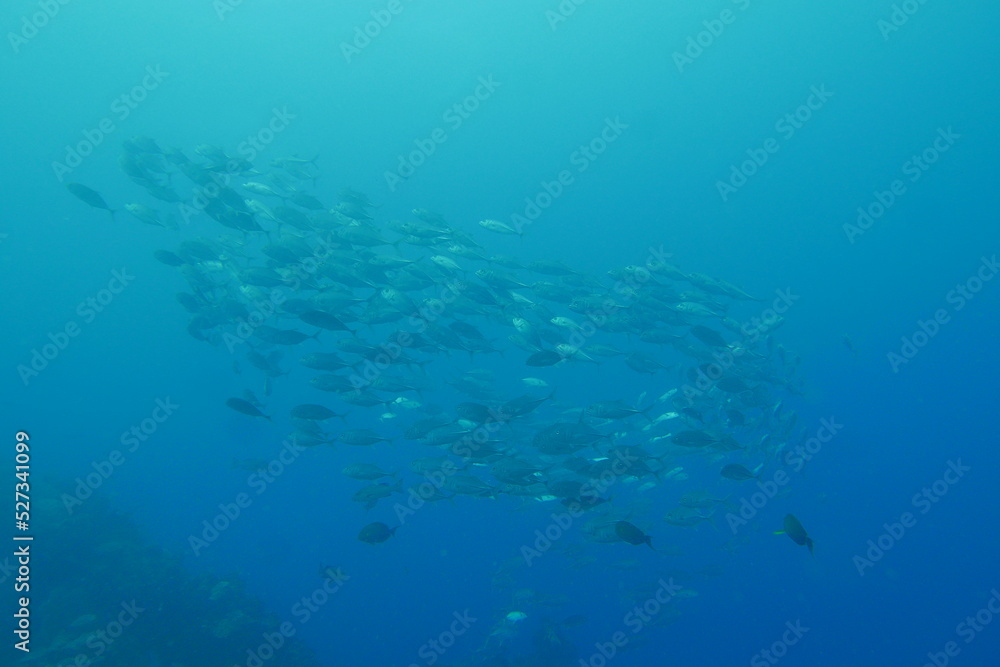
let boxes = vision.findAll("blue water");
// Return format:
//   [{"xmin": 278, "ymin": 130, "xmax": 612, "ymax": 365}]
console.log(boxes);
[{"xmin": 3, "ymin": 1, "xmax": 999, "ymax": 665}]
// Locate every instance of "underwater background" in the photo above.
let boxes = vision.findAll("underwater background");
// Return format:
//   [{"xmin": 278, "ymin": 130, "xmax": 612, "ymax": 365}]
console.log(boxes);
[{"xmin": 2, "ymin": 1, "xmax": 999, "ymax": 665}]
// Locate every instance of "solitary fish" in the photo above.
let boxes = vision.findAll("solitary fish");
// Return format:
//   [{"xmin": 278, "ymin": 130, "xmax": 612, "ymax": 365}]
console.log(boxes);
[
  {"xmin": 780, "ymin": 514, "xmax": 815, "ymax": 555},
  {"xmin": 66, "ymin": 183, "xmax": 116, "ymax": 220},
  {"xmin": 358, "ymin": 521, "xmax": 396, "ymax": 544},
  {"xmin": 614, "ymin": 521, "xmax": 655, "ymax": 550},
  {"xmin": 225, "ymin": 397, "xmax": 271, "ymax": 421}
]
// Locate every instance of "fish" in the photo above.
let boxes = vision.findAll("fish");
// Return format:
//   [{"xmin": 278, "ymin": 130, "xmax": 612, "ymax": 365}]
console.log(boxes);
[
  {"xmin": 779, "ymin": 514, "xmax": 815, "ymax": 555},
  {"xmin": 125, "ymin": 203, "xmax": 177, "ymax": 229},
  {"xmin": 670, "ymin": 430, "xmax": 719, "ymax": 448},
  {"xmin": 526, "ymin": 350, "xmax": 564, "ymax": 367},
  {"xmin": 336, "ymin": 429, "xmax": 391, "ymax": 446},
  {"xmin": 614, "ymin": 521, "xmax": 655, "ymax": 550},
  {"xmin": 478, "ymin": 218, "xmax": 523, "ymax": 237},
  {"xmin": 299, "ymin": 353, "xmax": 353, "ymax": 372},
  {"xmin": 585, "ymin": 400, "xmax": 650, "ymax": 421},
  {"xmin": 289, "ymin": 404, "xmax": 345, "ymax": 421},
  {"xmin": 153, "ymin": 249, "xmax": 186, "ymax": 267},
  {"xmin": 689, "ymin": 325, "xmax": 729, "ymax": 348},
  {"xmin": 341, "ymin": 463, "xmax": 395, "ymax": 481},
  {"xmin": 663, "ymin": 507, "xmax": 715, "ymax": 527},
  {"xmin": 352, "ymin": 480, "xmax": 403, "ymax": 509},
  {"xmin": 103, "ymin": 135, "xmax": 807, "ymax": 593},
  {"xmin": 225, "ymin": 397, "xmax": 271, "ymax": 421},
  {"xmin": 299, "ymin": 310, "xmax": 354, "ymax": 333},
  {"xmin": 358, "ymin": 522, "xmax": 396, "ymax": 544},
  {"xmin": 720, "ymin": 463, "xmax": 760, "ymax": 481},
  {"xmin": 66, "ymin": 183, "xmax": 116, "ymax": 220}
]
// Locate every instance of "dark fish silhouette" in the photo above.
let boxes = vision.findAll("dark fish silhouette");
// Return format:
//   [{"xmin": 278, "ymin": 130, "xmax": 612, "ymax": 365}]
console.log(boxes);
[
  {"xmin": 358, "ymin": 522, "xmax": 396, "ymax": 544},
  {"xmin": 781, "ymin": 514, "xmax": 814, "ymax": 555},
  {"xmin": 615, "ymin": 521, "xmax": 654, "ymax": 550},
  {"xmin": 66, "ymin": 183, "xmax": 116, "ymax": 220},
  {"xmin": 720, "ymin": 464, "xmax": 759, "ymax": 481},
  {"xmin": 225, "ymin": 397, "xmax": 271, "ymax": 421}
]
